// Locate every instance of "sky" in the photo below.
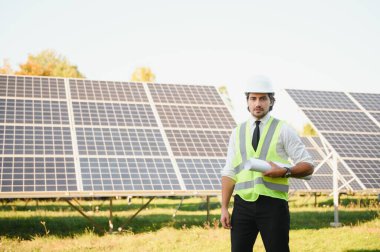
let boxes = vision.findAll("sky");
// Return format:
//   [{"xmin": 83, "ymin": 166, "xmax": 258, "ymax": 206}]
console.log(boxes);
[{"xmin": 1, "ymin": 0, "xmax": 380, "ymax": 130}]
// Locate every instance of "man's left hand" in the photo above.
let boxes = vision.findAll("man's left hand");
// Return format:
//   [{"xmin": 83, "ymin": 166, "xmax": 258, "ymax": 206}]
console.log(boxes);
[{"xmin": 263, "ymin": 162, "xmax": 286, "ymax": 178}]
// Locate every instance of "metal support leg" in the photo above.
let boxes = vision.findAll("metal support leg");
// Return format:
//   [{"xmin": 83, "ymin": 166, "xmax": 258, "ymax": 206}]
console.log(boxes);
[
  {"xmin": 23, "ymin": 198, "xmax": 30, "ymax": 210},
  {"xmin": 109, "ymin": 197, "xmax": 113, "ymax": 233},
  {"xmin": 65, "ymin": 199, "xmax": 105, "ymax": 234},
  {"xmin": 73, "ymin": 198, "xmax": 84, "ymax": 211},
  {"xmin": 301, "ymin": 193, "xmax": 312, "ymax": 206},
  {"xmin": 206, "ymin": 196, "xmax": 210, "ymax": 223},
  {"xmin": 172, "ymin": 196, "xmax": 184, "ymax": 218},
  {"xmin": 330, "ymin": 153, "xmax": 342, "ymax": 227},
  {"xmin": 119, "ymin": 197, "xmax": 155, "ymax": 231}
]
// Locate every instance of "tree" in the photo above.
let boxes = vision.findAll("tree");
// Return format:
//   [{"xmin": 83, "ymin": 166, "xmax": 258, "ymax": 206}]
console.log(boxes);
[
  {"xmin": 302, "ymin": 123, "xmax": 317, "ymax": 136},
  {"xmin": 15, "ymin": 49, "xmax": 84, "ymax": 78},
  {"xmin": 0, "ymin": 59, "xmax": 14, "ymax": 74},
  {"xmin": 218, "ymin": 85, "xmax": 234, "ymax": 111},
  {"xmin": 131, "ymin": 67, "xmax": 156, "ymax": 82}
]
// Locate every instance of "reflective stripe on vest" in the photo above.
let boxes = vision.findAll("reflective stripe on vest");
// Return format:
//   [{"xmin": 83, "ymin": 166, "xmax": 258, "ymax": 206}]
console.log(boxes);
[
  {"xmin": 258, "ymin": 119, "xmax": 279, "ymax": 160},
  {"xmin": 239, "ymin": 121, "xmax": 248, "ymax": 162},
  {"xmin": 234, "ymin": 177, "xmax": 289, "ymax": 192},
  {"xmin": 234, "ymin": 118, "xmax": 289, "ymax": 193}
]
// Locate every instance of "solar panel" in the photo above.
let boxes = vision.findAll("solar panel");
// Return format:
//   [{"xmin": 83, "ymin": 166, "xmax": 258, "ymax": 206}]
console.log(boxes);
[
  {"xmin": 72, "ymin": 102, "xmax": 157, "ymax": 127},
  {"xmin": 0, "ymin": 76, "xmax": 66, "ymax": 99},
  {"xmin": 285, "ymin": 89, "xmax": 359, "ymax": 110},
  {"xmin": 76, "ymin": 128, "xmax": 168, "ymax": 156},
  {"xmin": 0, "ymin": 74, "xmax": 235, "ymax": 198},
  {"xmin": 69, "ymin": 79, "xmax": 147, "ymax": 102},
  {"xmin": 289, "ymin": 177, "xmax": 309, "ymax": 191},
  {"xmin": 286, "ymin": 89, "xmax": 380, "ymax": 192},
  {"xmin": 0, "ymin": 125, "xmax": 73, "ymax": 155},
  {"xmin": 370, "ymin": 112, "xmax": 380, "ymax": 124},
  {"xmin": 165, "ymin": 129, "xmax": 229, "ymax": 157},
  {"xmin": 343, "ymin": 160, "xmax": 380, "ymax": 189},
  {"xmin": 0, "ymin": 75, "xmax": 77, "ymax": 195},
  {"xmin": 305, "ymin": 148, "xmax": 323, "ymax": 161},
  {"xmin": 0, "ymin": 99, "xmax": 70, "ymax": 125},
  {"xmin": 337, "ymin": 163, "xmax": 351, "ymax": 175},
  {"xmin": 349, "ymin": 93, "xmax": 380, "ymax": 111},
  {"xmin": 323, "ymin": 133, "xmax": 380, "ymax": 159},
  {"xmin": 303, "ymin": 110, "xmax": 378, "ymax": 133},
  {"xmin": 148, "ymin": 83, "xmax": 225, "ymax": 105},
  {"xmin": 156, "ymin": 105, "xmax": 235, "ymax": 129},
  {"xmin": 148, "ymin": 82, "xmax": 235, "ymax": 192},
  {"xmin": 307, "ymin": 176, "xmax": 333, "ymax": 190},
  {"xmin": 80, "ymin": 157, "xmax": 181, "ymax": 191},
  {"xmin": 1, "ymin": 156, "xmax": 77, "ymax": 192},
  {"xmin": 300, "ymin": 137, "xmax": 314, "ymax": 148},
  {"xmin": 176, "ymin": 158, "xmax": 224, "ymax": 190}
]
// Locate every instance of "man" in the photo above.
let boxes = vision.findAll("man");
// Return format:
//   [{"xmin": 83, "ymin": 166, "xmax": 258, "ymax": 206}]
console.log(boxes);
[{"xmin": 220, "ymin": 76, "xmax": 314, "ymax": 252}]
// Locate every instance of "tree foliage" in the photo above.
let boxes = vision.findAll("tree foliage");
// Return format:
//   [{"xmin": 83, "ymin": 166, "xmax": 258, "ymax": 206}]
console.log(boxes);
[
  {"xmin": 0, "ymin": 59, "xmax": 14, "ymax": 74},
  {"xmin": 15, "ymin": 49, "xmax": 84, "ymax": 78},
  {"xmin": 218, "ymin": 85, "xmax": 234, "ymax": 111},
  {"xmin": 131, "ymin": 67, "xmax": 156, "ymax": 82},
  {"xmin": 302, "ymin": 123, "xmax": 317, "ymax": 136}
]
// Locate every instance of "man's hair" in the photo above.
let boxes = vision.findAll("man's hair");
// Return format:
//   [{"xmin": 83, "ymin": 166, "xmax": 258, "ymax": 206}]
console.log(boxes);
[{"xmin": 246, "ymin": 93, "xmax": 276, "ymax": 111}]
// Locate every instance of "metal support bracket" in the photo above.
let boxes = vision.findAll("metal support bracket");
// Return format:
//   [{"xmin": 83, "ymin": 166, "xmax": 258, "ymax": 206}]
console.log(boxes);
[
  {"xmin": 65, "ymin": 198, "xmax": 105, "ymax": 234},
  {"xmin": 119, "ymin": 197, "xmax": 155, "ymax": 231}
]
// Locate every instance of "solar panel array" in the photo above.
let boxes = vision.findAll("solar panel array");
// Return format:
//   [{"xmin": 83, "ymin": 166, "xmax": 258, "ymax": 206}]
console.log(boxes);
[
  {"xmin": 289, "ymin": 136, "xmax": 362, "ymax": 192},
  {"xmin": 286, "ymin": 89, "xmax": 380, "ymax": 192},
  {"xmin": 0, "ymin": 75, "xmax": 235, "ymax": 198}
]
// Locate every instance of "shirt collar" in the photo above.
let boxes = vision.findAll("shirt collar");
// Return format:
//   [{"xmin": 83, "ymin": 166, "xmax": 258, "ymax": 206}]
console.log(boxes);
[{"xmin": 248, "ymin": 112, "xmax": 271, "ymax": 127}]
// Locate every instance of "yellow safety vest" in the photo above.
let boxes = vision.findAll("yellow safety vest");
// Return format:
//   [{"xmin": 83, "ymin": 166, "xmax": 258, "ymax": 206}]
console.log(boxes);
[{"xmin": 232, "ymin": 117, "xmax": 290, "ymax": 201}]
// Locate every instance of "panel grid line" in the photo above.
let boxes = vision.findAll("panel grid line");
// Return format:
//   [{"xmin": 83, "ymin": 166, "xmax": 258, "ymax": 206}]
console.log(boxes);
[{"xmin": 64, "ymin": 78, "xmax": 83, "ymax": 191}]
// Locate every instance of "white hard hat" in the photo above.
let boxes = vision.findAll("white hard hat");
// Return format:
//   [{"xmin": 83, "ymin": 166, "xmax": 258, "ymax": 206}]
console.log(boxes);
[{"xmin": 245, "ymin": 75, "xmax": 274, "ymax": 94}]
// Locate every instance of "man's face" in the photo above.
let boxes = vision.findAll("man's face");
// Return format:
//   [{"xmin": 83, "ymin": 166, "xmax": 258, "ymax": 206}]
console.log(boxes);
[{"xmin": 247, "ymin": 93, "xmax": 272, "ymax": 119}]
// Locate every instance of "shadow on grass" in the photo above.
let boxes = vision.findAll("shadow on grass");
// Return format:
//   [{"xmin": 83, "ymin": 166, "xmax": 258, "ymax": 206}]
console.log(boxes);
[
  {"xmin": 0, "ymin": 198, "xmax": 221, "ymax": 212},
  {"xmin": 0, "ymin": 214, "xmax": 213, "ymax": 239},
  {"xmin": 0, "ymin": 209, "xmax": 378, "ymax": 240},
  {"xmin": 317, "ymin": 197, "xmax": 379, "ymax": 208},
  {"xmin": 290, "ymin": 210, "xmax": 379, "ymax": 230}
]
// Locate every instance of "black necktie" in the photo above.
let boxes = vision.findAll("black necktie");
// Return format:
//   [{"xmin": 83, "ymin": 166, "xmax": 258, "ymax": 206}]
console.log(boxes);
[{"xmin": 252, "ymin": 121, "xmax": 261, "ymax": 151}]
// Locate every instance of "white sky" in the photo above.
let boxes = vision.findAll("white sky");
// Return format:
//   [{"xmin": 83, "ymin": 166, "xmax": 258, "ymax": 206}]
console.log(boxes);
[{"xmin": 1, "ymin": 0, "xmax": 380, "ymax": 130}]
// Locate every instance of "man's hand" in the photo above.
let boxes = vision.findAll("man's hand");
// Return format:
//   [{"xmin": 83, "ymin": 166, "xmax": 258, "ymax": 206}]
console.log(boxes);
[
  {"xmin": 262, "ymin": 161, "xmax": 286, "ymax": 178},
  {"xmin": 221, "ymin": 176, "xmax": 235, "ymax": 229},
  {"xmin": 220, "ymin": 207, "xmax": 231, "ymax": 229}
]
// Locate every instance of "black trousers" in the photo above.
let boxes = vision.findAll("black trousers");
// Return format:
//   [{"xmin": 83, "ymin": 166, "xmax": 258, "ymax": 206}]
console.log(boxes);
[{"xmin": 231, "ymin": 194, "xmax": 290, "ymax": 252}]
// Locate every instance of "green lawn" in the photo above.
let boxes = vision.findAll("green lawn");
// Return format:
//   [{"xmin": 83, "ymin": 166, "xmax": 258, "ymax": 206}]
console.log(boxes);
[{"xmin": 0, "ymin": 196, "xmax": 379, "ymax": 251}]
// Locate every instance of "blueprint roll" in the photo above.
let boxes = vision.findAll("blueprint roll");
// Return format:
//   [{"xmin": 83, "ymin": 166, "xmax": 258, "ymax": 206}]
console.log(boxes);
[{"xmin": 243, "ymin": 158, "xmax": 312, "ymax": 180}]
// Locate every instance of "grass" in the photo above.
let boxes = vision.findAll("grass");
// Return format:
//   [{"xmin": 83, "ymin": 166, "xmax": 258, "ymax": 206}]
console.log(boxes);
[{"xmin": 0, "ymin": 195, "xmax": 379, "ymax": 251}]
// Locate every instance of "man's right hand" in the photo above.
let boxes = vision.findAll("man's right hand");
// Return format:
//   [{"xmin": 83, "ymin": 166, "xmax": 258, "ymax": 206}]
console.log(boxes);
[
  {"xmin": 221, "ymin": 176, "xmax": 235, "ymax": 229},
  {"xmin": 220, "ymin": 207, "xmax": 231, "ymax": 229}
]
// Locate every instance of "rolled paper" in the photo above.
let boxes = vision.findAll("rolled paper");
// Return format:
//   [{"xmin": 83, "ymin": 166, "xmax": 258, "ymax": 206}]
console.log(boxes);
[{"xmin": 244, "ymin": 158, "xmax": 312, "ymax": 180}]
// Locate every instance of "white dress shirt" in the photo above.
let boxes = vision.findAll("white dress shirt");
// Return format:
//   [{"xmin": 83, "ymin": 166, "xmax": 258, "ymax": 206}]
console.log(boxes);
[{"xmin": 221, "ymin": 112, "xmax": 314, "ymax": 180}]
